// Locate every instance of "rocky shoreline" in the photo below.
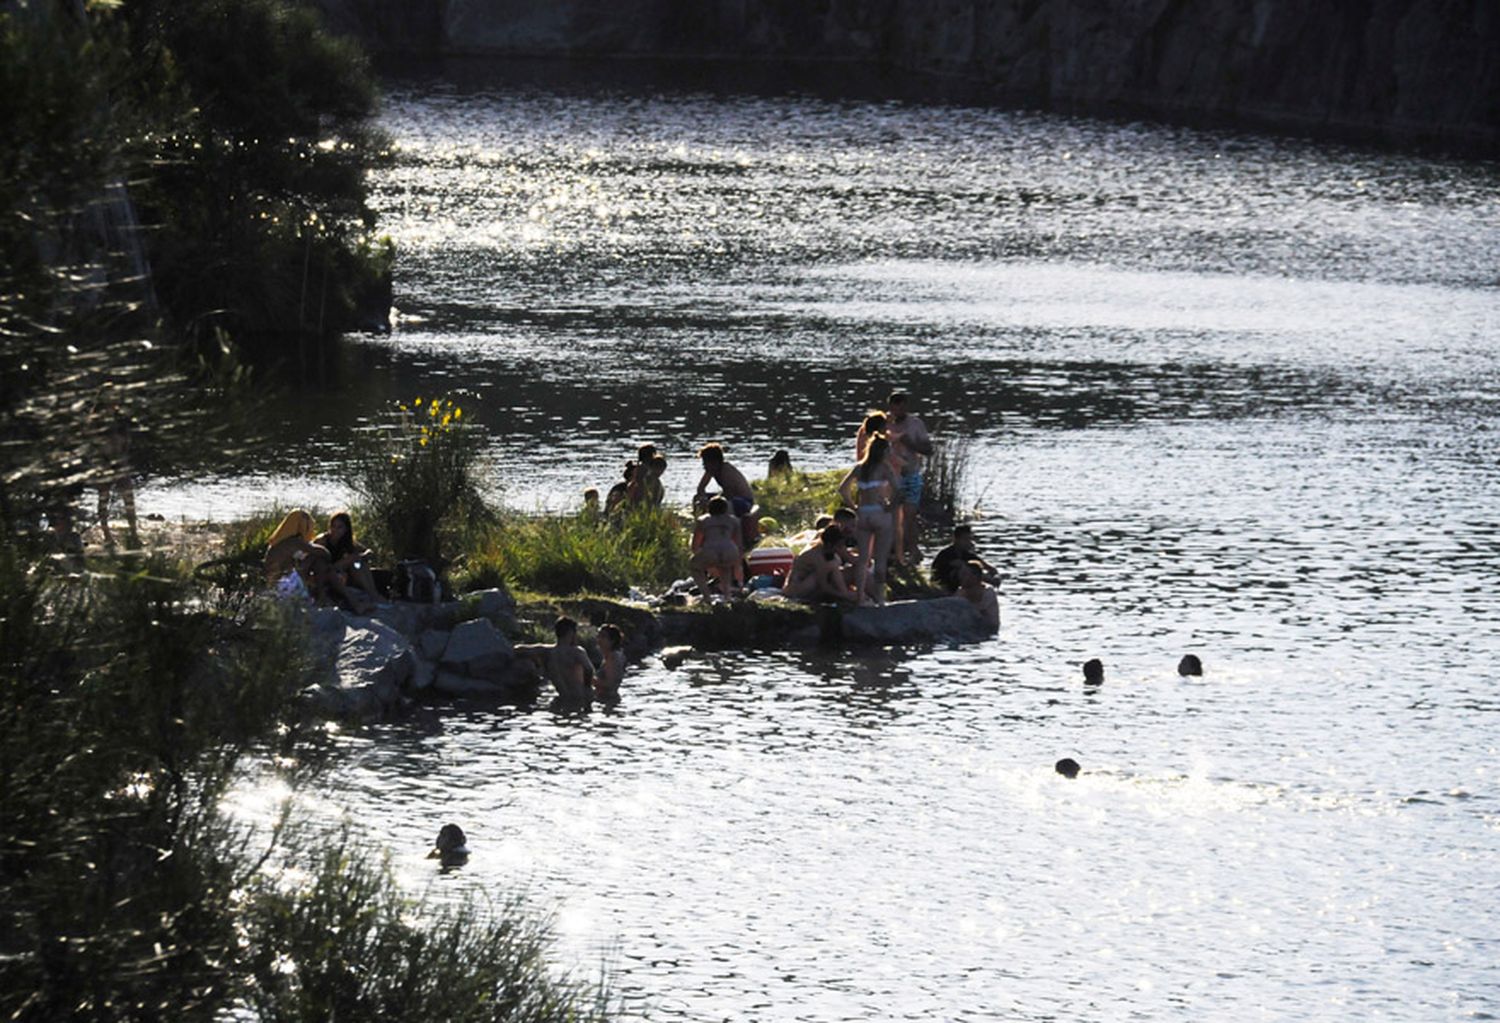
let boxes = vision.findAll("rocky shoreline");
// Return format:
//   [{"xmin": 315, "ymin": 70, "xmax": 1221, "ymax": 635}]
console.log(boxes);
[{"xmin": 305, "ymin": 586, "xmax": 998, "ymax": 719}]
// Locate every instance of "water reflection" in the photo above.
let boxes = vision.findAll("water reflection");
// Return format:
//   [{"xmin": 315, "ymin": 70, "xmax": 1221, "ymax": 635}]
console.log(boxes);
[{"xmin": 195, "ymin": 72, "xmax": 1500, "ymax": 1020}]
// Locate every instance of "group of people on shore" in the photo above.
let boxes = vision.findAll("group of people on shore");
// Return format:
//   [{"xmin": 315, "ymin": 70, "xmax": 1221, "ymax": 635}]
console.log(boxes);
[
  {"xmin": 666, "ymin": 390, "xmax": 997, "ymax": 624},
  {"xmin": 263, "ymin": 509, "xmax": 380, "ymax": 613}
]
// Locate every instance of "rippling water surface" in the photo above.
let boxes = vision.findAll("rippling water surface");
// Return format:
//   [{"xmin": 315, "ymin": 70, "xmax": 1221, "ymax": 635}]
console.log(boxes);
[{"xmin": 214, "ymin": 68, "xmax": 1500, "ymax": 1020}]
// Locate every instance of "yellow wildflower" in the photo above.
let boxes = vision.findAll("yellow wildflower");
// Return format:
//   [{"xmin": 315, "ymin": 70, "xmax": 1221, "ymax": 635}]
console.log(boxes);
[
  {"xmin": 454, "ymin": 408, "xmax": 462, "ymax": 420},
  {"xmin": 419, "ymin": 437, "xmax": 428, "ymax": 447}
]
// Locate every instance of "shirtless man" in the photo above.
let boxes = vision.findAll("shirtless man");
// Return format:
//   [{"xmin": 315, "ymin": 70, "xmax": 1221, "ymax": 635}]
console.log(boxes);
[
  {"xmin": 782, "ymin": 527, "xmax": 857, "ymax": 604},
  {"xmin": 690, "ymin": 495, "xmax": 743, "ymax": 599},
  {"xmin": 885, "ymin": 392, "xmax": 933, "ymax": 565},
  {"xmin": 517, "ymin": 617, "xmax": 595, "ymax": 710},
  {"xmin": 693, "ymin": 443, "xmax": 754, "ymax": 518}
]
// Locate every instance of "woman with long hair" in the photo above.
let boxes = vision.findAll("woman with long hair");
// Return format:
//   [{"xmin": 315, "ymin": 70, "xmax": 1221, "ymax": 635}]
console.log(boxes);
[
  {"xmin": 838, "ymin": 434, "xmax": 898, "ymax": 606},
  {"xmin": 313, "ymin": 510, "xmax": 379, "ymax": 611}
]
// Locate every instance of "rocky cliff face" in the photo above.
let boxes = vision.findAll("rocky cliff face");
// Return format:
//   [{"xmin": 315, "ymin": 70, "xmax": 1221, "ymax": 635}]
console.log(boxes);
[{"xmin": 317, "ymin": 0, "xmax": 1498, "ymax": 154}]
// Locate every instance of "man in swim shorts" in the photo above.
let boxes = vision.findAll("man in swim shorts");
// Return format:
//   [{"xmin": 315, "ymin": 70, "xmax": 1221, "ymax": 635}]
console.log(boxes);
[{"xmin": 885, "ymin": 391, "xmax": 932, "ymax": 566}]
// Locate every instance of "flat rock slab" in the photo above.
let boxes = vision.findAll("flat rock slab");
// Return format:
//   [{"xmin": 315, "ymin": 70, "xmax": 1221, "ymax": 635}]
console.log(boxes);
[{"xmin": 840, "ymin": 595, "xmax": 995, "ymax": 645}]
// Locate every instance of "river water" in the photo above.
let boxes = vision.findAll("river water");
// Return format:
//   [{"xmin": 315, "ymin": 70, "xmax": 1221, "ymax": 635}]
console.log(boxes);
[{"xmin": 212, "ymin": 67, "xmax": 1500, "ymax": 1020}]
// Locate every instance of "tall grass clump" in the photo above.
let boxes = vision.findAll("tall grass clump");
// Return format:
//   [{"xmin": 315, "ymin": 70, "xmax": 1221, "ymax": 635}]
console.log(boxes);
[
  {"xmin": 919, "ymin": 436, "xmax": 972, "ymax": 527},
  {"xmin": 753, "ymin": 468, "xmax": 847, "ymax": 529},
  {"xmin": 460, "ymin": 504, "xmax": 691, "ymax": 596},
  {"xmin": 245, "ymin": 832, "xmax": 611, "ymax": 1023},
  {"xmin": 354, "ymin": 396, "xmax": 490, "ymax": 567}
]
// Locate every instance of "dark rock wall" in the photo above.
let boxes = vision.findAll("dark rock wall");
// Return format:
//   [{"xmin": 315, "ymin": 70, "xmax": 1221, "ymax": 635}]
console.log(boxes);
[{"xmin": 317, "ymin": 0, "xmax": 1499, "ymax": 154}]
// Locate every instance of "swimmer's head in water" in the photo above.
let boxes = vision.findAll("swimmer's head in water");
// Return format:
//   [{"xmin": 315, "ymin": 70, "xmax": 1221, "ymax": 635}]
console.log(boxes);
[
  {"xmin": 1082, "ymin": 658, "xmax": 1104, "ymax": 685},
  {"xmin": 1177, "ymin": 654, "xmax": 1203, "ymax": 676},
  {"xmin": 707, "ymin": 495, "xmax": 729, "ymax": 516},
  {"xmin": 554, "ymin": 616, "xmax": 578, "ymax": 641},
  {"xmin": 1055, "ymin": 758, "xmax": 1081, "ymax": 779}
]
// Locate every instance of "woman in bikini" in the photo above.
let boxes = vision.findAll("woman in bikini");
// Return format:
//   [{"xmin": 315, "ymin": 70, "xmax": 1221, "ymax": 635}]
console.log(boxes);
[
  {"xmin": 838, "ymin": 434, "xmax": 899, "ymax": 606},
  {"xmin": 690, "ymin": 495, "xmax": 743, "ymax": 600}
]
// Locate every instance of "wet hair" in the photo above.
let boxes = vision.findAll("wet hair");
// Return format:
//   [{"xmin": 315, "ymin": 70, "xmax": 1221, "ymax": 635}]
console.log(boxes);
[
  {"xmin": 813, "ymin": 515, "xmax": 833, "ymax": 530},
  {"xmin": 637, "ymin": 443, "xmax": 657, "ymax": 463},
  {"xmin": 858, "ymin": 435, "xmax": 889, "ymax": 482},
  {"xmin": 1082, "ymin": 658, "xmax": 1104, "ymax": 686},
  {"xmin": 707, "ymin": 495, "xmax": 729, "ymax": 515},
  {"xmin": 598, "ymin": 623, "xmax": 623, "ymax": 649},
  {"xmin": 1055, "ymin": 758, "xmax": 1081, "ymax": 779},
  {"xmin": 1177, "ymin": 654, "xmax": 1203, "ymax": 677},
  {"xmin": 554, "ymin": 616, "xmax": 578, "ymax": 640},
  {"xmin": 697, "ymin": 442, "xmax": 725, "ymax": 465}
]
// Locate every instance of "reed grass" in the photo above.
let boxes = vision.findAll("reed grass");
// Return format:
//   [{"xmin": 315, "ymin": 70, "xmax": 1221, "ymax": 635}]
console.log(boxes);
[{"xmin": 458, "ymin": 505, "xmax": 691, "ymax": 597}]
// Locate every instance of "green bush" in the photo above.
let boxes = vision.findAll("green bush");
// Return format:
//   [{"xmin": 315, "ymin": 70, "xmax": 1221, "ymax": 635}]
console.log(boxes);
[
  {"xmin": 753, "ymin": 468, "xmax": 847, "ymax": 530},
  {"xmin": 458, "ymin": 505, "xmax": 691, "ymax": 597},
  {"xmin": 354, "ymin": 397, "xmax": 490, "ymax": 567},
  {"xmin": 245, "ymin": 833, "xmax": 611, "ymax": 1023}
]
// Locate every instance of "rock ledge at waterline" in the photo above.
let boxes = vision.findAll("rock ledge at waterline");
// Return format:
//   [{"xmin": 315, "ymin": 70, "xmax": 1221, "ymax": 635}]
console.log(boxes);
[{"xmin": 299, "ymin": 587, "xmax": 997, "ymax": 719}]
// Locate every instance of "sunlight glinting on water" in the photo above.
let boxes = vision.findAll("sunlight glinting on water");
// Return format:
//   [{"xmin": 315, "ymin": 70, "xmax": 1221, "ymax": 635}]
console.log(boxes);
[{"xmin": 206, "ymin": 75, "xmax": 1500, "ymax": 1020}]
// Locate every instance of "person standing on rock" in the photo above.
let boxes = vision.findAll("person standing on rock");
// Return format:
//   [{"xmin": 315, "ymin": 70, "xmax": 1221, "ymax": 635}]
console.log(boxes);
[{"xmin": 885, "ymin": 392, "xmax": 932, "ymax": 567}]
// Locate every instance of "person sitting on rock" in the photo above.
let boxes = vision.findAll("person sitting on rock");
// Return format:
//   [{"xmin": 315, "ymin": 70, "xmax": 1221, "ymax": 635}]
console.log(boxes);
[
  {"xmin": 931, "ymin": 524, "xmax": 1000, "ymax": 592},
  {"xmin": 690, "ymin": 495, "xmax": 743, "ymax": 600},
  {"xmin": 782, "ymin": 526, "xmax": 858, "ymax": 604},
  {"xmin": 312, "ymin": 510, "xmax": 380, "ymax": 613},
  {"xmin": 956, "ymin": 560, "xmax": 1000, "ymax": 631},
  {"xmin": 263, "ymin": 509, "xmax": 330, "ymax": 600},
  {"xmin": 693, "ymin": 442, "xmax": 754, "ymax": 518},
  {"xmin": 593, "ymin": 623, "xmax": 626, "ymax": 705},
  {"xmin": 767, "ymin": 449, "xmax": 794, "ymax": 480}
]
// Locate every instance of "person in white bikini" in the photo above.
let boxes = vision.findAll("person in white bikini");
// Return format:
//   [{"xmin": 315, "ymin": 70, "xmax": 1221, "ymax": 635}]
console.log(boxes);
[{"xmin": 838, "ymin": 434, "xmax": 899, "ymax": 606}]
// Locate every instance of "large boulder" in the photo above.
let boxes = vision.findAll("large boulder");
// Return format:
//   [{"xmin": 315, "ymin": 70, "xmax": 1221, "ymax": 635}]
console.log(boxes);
[
  {"xmin": 308, "ymin": 618, "xmax": 414, "ymax": 718},
  {"xmin": 839, "ymin": 596, "xmax": 996, "ymax": 645},
  {"xmin": 417, "ymin": 628, "xmax": 451, "ymax": 662},
  {"xmin": 470, "ymin": 586, "xmax": 516, "ymax": 622},
  {"xmin": 439, "ymin": 618, "xmax": 513, "ymax": 678}
]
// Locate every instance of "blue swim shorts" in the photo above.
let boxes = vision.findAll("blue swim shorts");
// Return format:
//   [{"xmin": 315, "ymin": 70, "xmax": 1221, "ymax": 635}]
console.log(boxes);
[
  {"xmin": 899, "ymin": 470, "xmax": 923, "ymax": 506},
  {"xmin": 730, "ymin": 495, "xmax": 754, "ymax": 517}
]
